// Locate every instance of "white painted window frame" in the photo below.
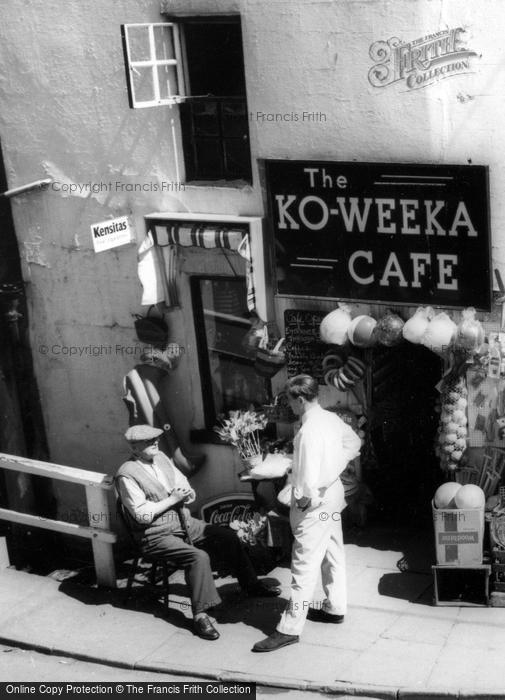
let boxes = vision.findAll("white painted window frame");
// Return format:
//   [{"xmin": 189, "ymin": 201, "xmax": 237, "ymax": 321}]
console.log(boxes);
[{"xmin": 123, "ymin": 23, "xmax": 185, "ymax": 108}]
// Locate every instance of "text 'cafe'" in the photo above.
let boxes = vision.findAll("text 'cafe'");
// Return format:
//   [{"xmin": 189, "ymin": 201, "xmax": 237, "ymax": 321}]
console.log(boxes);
[{"xmin": 267, "ymin": 160, "xmax": 490, "ymax": 309}]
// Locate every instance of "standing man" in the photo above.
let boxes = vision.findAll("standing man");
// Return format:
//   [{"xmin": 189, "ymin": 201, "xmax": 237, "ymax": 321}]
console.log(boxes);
[
  {"xmin": 116, "ymin": 425, "xmax": 280, "ymax": 642},
  {"xmin": 252, "ymin": 374, "xmax": 361, "ymax": 652}
]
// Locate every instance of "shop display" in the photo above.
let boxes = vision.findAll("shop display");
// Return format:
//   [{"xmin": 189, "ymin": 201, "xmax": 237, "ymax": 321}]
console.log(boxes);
[
  {"xmin": 321, "ymin": 349, "xmax": 345, "ymax": 372},
  {"xmin": 432, "ymin": 483, "xmax": 485, "ymax": 566},
  {"xmin": 454, "ymin": 307, "xmax": 485, "ymax": 355},
  {"xmin": 433, "ymin": 481, "xmax": 462, "ymax": 509},
  {"xmin": 322, "ymin": 349, "xmax": 366, "ymax": 393},
  {"xmin": 214, "ymin": 409, "xmax": 268, "ymax": 470},
  {"xmin": 373, "ymin": 310, "xmax": 404, "ymax": 346},
  {"xmin": 319, "ymin": 303, "xmax": 353, "ymax": 345},
  {"xmin": 333, "ymin": 356, "xmax": 367, "ymax": 392},
  {"xmin": 255, "ymin": 337, "xmax": 286, "ymax": 378},
  {"xmin": 402, "ymin": 306, "xmax": 434, "ymax": 344},
  {"xmin": 347, "ymin": 315, "xmax": 377, "ymax": 347},
  {"xmin": 435, "ymin": 374, "xmax": 468, "ymax": 472},
  {"xmin": 422, "ymin": 311, "xmax": 457, "ymax": 355},
  {"xmin": 454, "ymin": 484, "xmax": 486, "ymax": 509}
]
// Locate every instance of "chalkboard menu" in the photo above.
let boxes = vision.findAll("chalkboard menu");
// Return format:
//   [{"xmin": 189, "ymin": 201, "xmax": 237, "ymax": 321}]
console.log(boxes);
[{"xmin": 284, "ymin": 309, "xmax": 327, "ymax": 381}]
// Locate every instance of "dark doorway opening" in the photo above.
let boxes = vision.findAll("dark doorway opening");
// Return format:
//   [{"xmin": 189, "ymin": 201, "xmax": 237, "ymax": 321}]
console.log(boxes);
[{"xmin": 365, "ymin": 342, "xmax": 443, "ymax": 528}]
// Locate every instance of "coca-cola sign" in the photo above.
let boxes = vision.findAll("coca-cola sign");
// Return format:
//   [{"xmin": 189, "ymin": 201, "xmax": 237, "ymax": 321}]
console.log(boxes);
[{"xmin": 200, "ymin": 493, "xmax": 256, "ymax": 527}]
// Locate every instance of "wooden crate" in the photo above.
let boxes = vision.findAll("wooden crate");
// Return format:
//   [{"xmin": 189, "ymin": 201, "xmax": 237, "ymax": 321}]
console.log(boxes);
[{"xmin": 432, "ymin": 565, "xmax": 491, "ymax": 607}]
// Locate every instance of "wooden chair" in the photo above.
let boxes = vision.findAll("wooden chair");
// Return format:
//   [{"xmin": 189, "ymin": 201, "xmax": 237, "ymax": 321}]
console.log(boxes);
[{"xmin": 116, "ymin": 499, "xmax": 177, "ymax": 613}]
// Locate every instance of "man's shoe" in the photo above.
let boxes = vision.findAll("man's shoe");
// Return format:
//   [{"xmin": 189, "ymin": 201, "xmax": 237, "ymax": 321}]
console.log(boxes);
[
  {"xmin": 193, "ymin": 615, "xmax": 220, "ymax": 640},
  {"xmin": 306, "ymin": 608, "xmax": 344, "ymax": 624},
  {"xmin": 246, "ymin": 581, "xmax": 281, "ymax": 598},
  {"xmin": 252, "ymin": 631, "xmax": 299, "ymax": 652}
]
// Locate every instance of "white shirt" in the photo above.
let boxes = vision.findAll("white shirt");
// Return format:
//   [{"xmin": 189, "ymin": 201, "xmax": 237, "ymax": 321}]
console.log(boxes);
[
  {"xmin": 117, "ymin": 451, "xmax": 196, "ymax": 525},
  {"xmin": 292, "ymin": 403, "xmax": 362, "ymax": 504}
]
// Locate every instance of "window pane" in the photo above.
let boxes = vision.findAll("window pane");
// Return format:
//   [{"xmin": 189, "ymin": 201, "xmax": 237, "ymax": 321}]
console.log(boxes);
[
  {"xmin": 194, "ymin": 139, "xmax": 223, "ymax": 179},
  {"xmin": 132, "ymin": 66, "xmax": 155, "ymax": 104},
  {"xmin": 194, "ymin": 277, "xmax": 268, "ymax": 423},
  {"xmin": 157, "ymin": 64, "xmax": 179, "ymax": 100},
  {"xmin": 192, "ymin": 101, "xmax": 219, "ymax": 136},
  {"xmin": 127, "ymin": 25, "xmax": 151, "ymax": 62},
  {"xmin": 183, "ymin": 22, "xmax": 246, "ymax": 97},
  {"xmin": 221, "ymin": 101, "xmax": 248, "ymax": 137},
  {"xmin": 223, "ymin": 138, "xmax": 251, "ymax": 180},
  {"xmin": 153, "ymin": 25, "xmax": 175, "ymax": 61}
]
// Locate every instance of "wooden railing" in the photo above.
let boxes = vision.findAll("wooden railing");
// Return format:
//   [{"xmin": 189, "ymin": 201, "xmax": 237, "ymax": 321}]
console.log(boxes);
[{"xmin": 0, "ymin": 452, "xmax": 117, "ymax": 587}]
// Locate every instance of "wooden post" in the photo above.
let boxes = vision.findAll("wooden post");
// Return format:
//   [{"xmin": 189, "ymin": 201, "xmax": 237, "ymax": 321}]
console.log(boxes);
[{"xmin": 85, "ymin": 485, "xmax": 116, "ymax": 588}]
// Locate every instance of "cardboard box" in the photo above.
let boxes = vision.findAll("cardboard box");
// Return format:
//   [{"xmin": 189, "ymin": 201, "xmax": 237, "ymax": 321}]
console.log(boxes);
[
  {"xmin": 432, "ymin": 502, "xmax": 484, "ymax": 566},
  {"xmin": 432, "ymin": 565, "xmax": 490, "ymax": 606}
]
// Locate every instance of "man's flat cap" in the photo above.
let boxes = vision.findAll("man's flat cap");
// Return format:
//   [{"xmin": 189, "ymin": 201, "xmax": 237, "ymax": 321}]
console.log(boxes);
[{"xmin": 124, "ymin": 425, "xmax": 163, "ymax": 442}]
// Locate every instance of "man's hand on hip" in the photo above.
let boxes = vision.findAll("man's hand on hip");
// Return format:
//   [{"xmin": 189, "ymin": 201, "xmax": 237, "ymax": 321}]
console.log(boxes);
[{"xmin": 296, "ymin": 496, "xmax": 311, "ymax": 511}]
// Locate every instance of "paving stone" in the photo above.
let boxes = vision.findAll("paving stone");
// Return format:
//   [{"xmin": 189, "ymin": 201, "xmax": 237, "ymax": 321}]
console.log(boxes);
[
  {"xmin": 428, "ymin": 645, "xmax": 505, "ymax": 691},
  {"xmin": 345, "ymin": 567, "xmax": 433, "ymax": 612},
  {"xmin": 343, "ymin": 637, "xmax": 443, "ymax": 688},
  {"xmin": 248, "ymin": 642, "xmax": 358, "ymax": 684},
  {"xmin": 0, "ymin": 570, "xmax": 62, "ymax": 626},
  {"xmin": 380, "ymin": 612, "xmax": 455, "ymax": 646},
  {"xmin": 346, "ymin": 543, "xmax": 404, "ymax": 571},
  {"xmin": 456, "ymin": 605, "xmax": 505, "ymax": 624},
  {"xmin": 445, "ymin": 620, "xmax": 505, "ymax": 650},
  {"xmin": 303, "ymin": 607, "xmax": 397, "ymax": 652},
  {"xmin": 138, "ymin": 628, "xmax": 267, "ymax": 675}
]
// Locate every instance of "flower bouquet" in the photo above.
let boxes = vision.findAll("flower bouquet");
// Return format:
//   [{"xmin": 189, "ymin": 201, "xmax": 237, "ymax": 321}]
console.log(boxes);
[
  {"xmin": 229, "ymin": 512, "xmax": 274, "ymax": 573},
  {"xmin": 214, "ymin": 409, "xmax": 268, "ymax": 470},
  {"xmin": 229, "ymin": 512, "xmax": 267, "ymax": 547}
]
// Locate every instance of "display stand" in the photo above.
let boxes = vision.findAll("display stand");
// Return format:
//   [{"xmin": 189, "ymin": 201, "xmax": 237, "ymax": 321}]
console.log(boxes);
[{"xmin": 432, "ymin": 564, "xmax": 491, "ymax": 606}]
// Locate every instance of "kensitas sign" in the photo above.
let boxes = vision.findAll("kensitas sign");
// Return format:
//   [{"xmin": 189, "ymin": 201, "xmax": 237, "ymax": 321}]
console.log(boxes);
[{"xmin": 266, "ymin": 160, "xmax": 491, "ymax": 310}]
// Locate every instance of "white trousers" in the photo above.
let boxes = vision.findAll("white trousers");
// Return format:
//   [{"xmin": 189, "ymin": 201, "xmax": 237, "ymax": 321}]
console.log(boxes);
[{"xmin": 277, "ymin": 483, "xmax": 347, "ymax": 637}]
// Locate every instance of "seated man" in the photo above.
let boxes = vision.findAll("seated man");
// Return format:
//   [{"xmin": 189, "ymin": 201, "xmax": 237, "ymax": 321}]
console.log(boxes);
[{"xmin": 115, "ymin": 425, "xmax": 280, "ymax": 641}]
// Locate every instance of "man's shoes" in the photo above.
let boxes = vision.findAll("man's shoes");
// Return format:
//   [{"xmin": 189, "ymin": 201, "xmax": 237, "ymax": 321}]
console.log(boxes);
[
  {"xmin": 306, "ymin": 608, "xmax": 344, "ymax": 624},
  {"xmin": 252, "ymin": 630, "xmax": 299, "ymax": 653},
  {"xmin": 193, "ymin": 615, "xmax": 220, "ymax": 640},
  {"xmin": 246, "ymin": 581, "xmax": 281, "ymax": 598}
]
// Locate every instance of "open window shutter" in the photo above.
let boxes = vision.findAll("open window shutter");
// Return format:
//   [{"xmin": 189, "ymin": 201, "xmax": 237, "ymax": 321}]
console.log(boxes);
[{"xmin": 122, "ymin": 23, "xmax": 185, "ymax": 108}]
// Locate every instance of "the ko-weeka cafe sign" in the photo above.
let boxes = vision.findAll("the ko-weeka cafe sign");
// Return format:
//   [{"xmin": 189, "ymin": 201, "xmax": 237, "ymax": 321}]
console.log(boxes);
[{"xmin": 266, "ymin": 160, "xmax": 491, "ymax": 310}]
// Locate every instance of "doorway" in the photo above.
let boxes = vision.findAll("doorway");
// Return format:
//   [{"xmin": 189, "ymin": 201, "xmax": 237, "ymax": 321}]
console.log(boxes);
[{"xmin": 366, "ymin": 342, "xmax": 442, "ymax": 527}]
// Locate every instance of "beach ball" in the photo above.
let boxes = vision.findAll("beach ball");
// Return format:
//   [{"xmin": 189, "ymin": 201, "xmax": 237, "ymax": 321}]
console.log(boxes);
[
  {"xmin": 433, "ymin": 482, "xmax": 461, "ymax": 509},
  {"xmin": 348, "ymin": 315, "xmax": 377, "ymax": 348},
  {"xmin": 454, "ymin": 484, "xmax": 485, "ymax": 510}
]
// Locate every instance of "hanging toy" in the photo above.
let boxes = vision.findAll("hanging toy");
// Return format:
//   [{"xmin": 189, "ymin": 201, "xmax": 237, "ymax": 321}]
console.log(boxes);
[
  {"xmin": 326, "ymin": 356, "xmax": 367, "ymax": 392},
  {"xmin": 374, "ymin": 310, "xmax": 404, "ymax": 347},
  {"xmin": 454, "ymin": 307, "xmax": 484, "ymax": 355},
  {"xmin": 322, "ymin": 348, "xmax": 345, "ymax": 387},
  {"xmin": 402, "ymin": 306, "xmax": 434, "ymax": 344},
  {"xmin": 347, "ymin": 315, "xmax": 377, "ymax": 348},
  {"xmin": 321, "ymin": 349, "xmax": 345, "ymax": 372},
  {"xmin": 435, "ymin": 374, "xmax": 468, "ymax": 472},
  {"xmin": 422, "ymin": 312, "xmax": 457, "ymax": 356},
  {"xmin": 320, "ymin": 303, "xmax": 353, "ymax": 345}
]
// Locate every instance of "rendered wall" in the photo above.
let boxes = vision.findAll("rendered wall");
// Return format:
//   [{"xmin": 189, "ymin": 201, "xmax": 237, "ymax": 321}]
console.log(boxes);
[{"xmin": 0, "ymin": 0, "xmax": 503, "ymax": 519}]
